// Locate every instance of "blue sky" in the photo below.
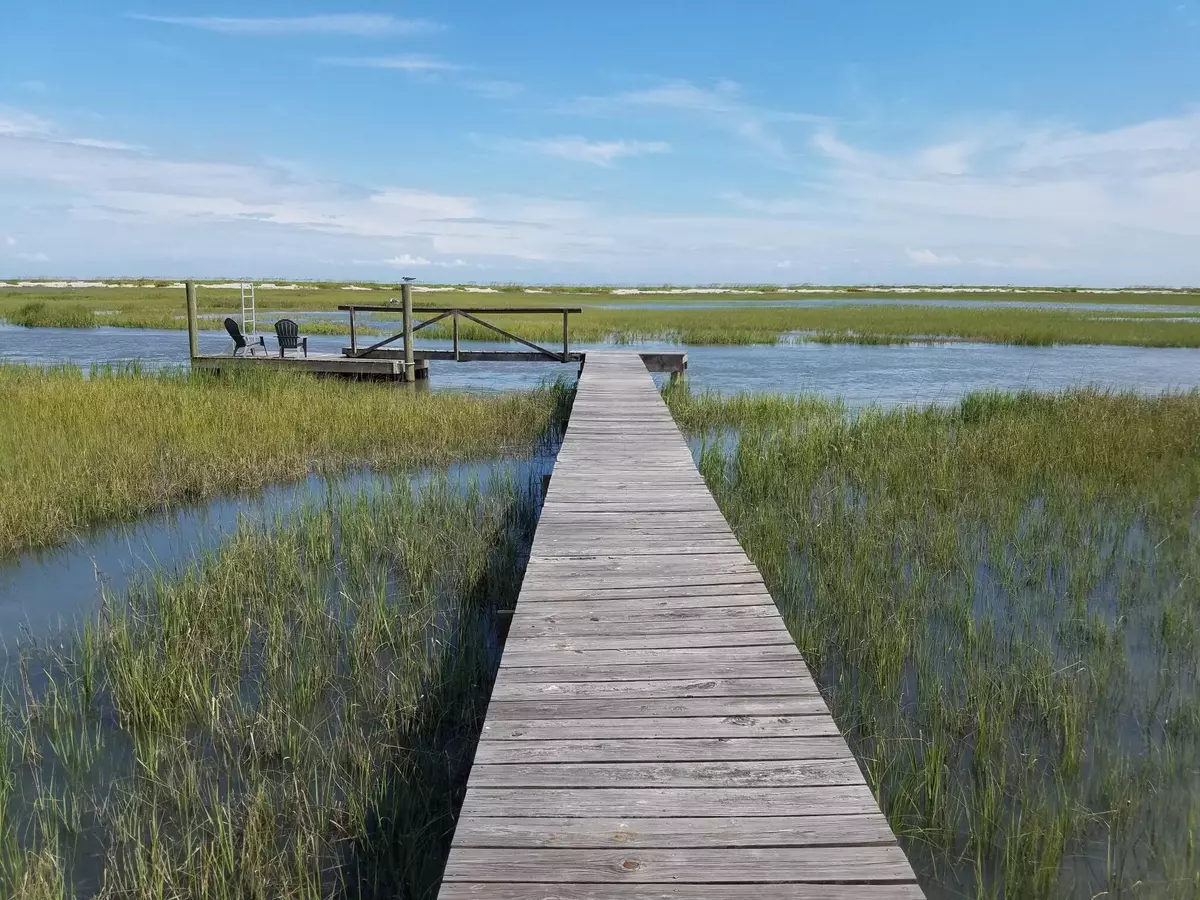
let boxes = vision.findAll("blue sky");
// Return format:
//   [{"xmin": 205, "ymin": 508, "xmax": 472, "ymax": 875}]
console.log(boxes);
[{"xmin": 1, "ymin": 1, "xmax": 1198, "ymax": 284}]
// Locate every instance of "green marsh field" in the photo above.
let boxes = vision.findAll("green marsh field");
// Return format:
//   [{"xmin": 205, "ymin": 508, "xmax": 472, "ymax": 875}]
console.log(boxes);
[
  {"xmin": 1, "ymin": 305, "xmax": 1199, "ymax": 896},
  {"xmin": 668, "ymin": 383, "xmax": 1200, "ymax": 898},
  {"xmin": 3, "ymin": 281, "xmax": 1200, "ymax": 348}
]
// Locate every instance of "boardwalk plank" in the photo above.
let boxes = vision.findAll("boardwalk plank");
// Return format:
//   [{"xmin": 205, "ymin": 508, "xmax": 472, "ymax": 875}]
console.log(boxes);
[
  {"xmin": 480, "ymin": 716, "xmax": 842, "ymax": 741},
  {"xmin": 471, "ymin": 737, "xmax": 853, "ymax": 764},
  {"xmin": 451, "ymin": 813, "xmax": 895, "ymax": 848},
  {"xmin": 441, "ymin": 846, "xmax": 916, "ymax": 883}
]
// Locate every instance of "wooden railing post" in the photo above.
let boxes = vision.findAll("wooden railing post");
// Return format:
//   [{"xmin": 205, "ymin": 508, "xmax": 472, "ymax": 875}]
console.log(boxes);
[
  {"xmin": 185, "ymin": 280, "xmax": 199, "ymax": 360},
  {"xmin": 562, "ymin": 311, "xmax": 569, "ymax": 362},
  {"xmin": 401, "ymin": 281, "xmax": 414, "ymax": 381},
  {"xmin": 349, "ymin": 306, "xmax": 357, "ymax": 355},
  {"xmin": 452, "ymin": 309, "xmax": 460, "ymax": 362}
]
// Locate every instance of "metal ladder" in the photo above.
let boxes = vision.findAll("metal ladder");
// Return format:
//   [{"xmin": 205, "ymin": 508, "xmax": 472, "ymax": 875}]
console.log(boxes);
[{"xmin": 240, "ymin": 282, "xmax": 256, "ymax": 336}]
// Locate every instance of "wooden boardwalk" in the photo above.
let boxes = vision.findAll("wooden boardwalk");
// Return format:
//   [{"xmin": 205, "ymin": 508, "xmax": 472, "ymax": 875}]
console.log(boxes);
[{"xmin": 439, "ymin": 351, "xmax": 923, "ymax": 899}]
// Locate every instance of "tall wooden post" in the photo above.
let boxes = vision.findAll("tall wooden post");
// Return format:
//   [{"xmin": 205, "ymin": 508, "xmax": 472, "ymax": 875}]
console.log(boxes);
[
  {"xmin": 562, "ymin": 311, "xmax": 569, "ymax": 362},
  {"xmin": 185, "ymin": 280, "xmax": 199, "ymax": 359},
  {"xmin": 349, "ymin": 307, "xmax": 357, "ymax": 356},
  {"xmin": 401, "ymin": 281, "xmax": 415, "ymax": 382},
  {"xmin": 452, "ymin": 309, "xmax": 460, "ymax": 362}
]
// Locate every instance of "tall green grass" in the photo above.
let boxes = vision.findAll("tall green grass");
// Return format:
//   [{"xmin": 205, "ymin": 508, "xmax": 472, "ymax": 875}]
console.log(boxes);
[
  {"xmin": 0, "ymin": 364, "xmax": 569, "ymax": 555},
  {"xmin": 0, "ymin": 477, "xmax": 535, "ymax": 898},
  {"xmin": 667, "ymin": 384, "xmax": 1200, "ymax": 898},
  {"xmin": 4, "ymin": 287, "xmax": 1200, "ymax": 347}
]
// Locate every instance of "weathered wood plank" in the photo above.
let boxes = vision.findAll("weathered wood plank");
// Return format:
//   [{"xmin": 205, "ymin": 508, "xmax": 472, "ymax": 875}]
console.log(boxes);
[
  {"xmin": 468, "ymin": 759, "xmax": 867, "ymax": 789},
  {"xmin": 439, "ymin": 886, "xmax": 925, "ymax": 900},
  {"xmin": 487, "ymin": 676, "xmax": 817, "ymax": 702},
  {"xmin": 450, "ymin": 813, "xmax": 895, "ymax": 848},
  {"xmin": 485, "ymin": 696, "xmax": 829, "ymax": 721},
  {"xmin": 500, "ymin": 631, "xmax": 795, "ymax": 653},
  {"xmin": 441, "ymin": 846, "xmax": 917, "ymax": 883},
  {"xmin": 471, "ymin": 737, "xmax": 853, "ymax": 764},
  {"xmin": 499, "ymin": 645, "xmax": 799, "ymax": 668},
  {"xmin": 459, "ymin": 785, "xmax": 883, "ymax": 818},
  {"xmin": 496, "ymin": 659, "xmax": 813, "ymax": 683},
  {"xmin": 480, "ymin": 716, "xmax": 842, "ymax": 741}
]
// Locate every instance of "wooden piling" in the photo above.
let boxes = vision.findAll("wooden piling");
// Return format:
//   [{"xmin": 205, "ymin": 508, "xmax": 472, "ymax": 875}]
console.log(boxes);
[
  {"xmin": 185, "ymin": 280, "xmax": 199, "ymax": 359},
  {"xmin": 401, "ymin": 281, "xmax": 415, "ymax": 382}
]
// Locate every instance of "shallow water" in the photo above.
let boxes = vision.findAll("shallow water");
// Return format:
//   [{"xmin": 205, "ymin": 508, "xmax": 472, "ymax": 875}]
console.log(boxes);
[
  {"xmin": 0, "ymin": 445, "xmax": 560, "ymax": 645},
  {"xmin": 4, "ymin": 323, "xmax": 1200, "ymax": 406}
]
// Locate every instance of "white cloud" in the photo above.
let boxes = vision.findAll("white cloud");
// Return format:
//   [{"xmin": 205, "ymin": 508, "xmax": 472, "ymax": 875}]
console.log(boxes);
[
  {"xmin": 4, "ymin": 236, "xmax": 16, "ymax": 247},
  {"xmin": 131, "ymin": 14, "xmax": 438, "ymax": 38},
  {"xmin": 320, "ymin": 55, "xmax": 460, "ymax": 73},
  {"xmin": 380, "ymin": 254, "xmax": 468, "ymax": 267},
  {"xmin": 68, "ymin": 137, "xmax": 147, "ymax": 151},
  {"xmin": 17, "ymin": 251, "xmax": 49, "ymax": 262},
  {"xmin": 2, "ymin": 106, "xmax": 1200, "ymax": 284},
  {"xmin": 506, "ymin": 136, "xmax": 671, "ymax": 167},
  {"xmin": 19, "ymin": 80, "xmax": 48, "ymax": 94},
  {"xmin": 906, "ymin": 248, "xmax": 961, "ymax": 266},
  {"xmin": 0, "ymin": 109, "xmax": 52, "ymax": 137}
]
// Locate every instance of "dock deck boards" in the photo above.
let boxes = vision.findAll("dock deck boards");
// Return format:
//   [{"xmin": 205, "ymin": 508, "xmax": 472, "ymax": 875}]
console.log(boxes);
[{"xmin": 438, "ymin": 351, "xmax": 923, "ymax": 899}]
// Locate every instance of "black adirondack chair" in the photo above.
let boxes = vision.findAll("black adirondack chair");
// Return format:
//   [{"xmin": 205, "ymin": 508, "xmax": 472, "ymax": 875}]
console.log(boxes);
[
  {"xmin": 224, "ymin": 317, "xmax": 265, "ymax": 356},
  {"xmin": 274, "ymin": 318, "xmax": 308, "ymax": 358}
]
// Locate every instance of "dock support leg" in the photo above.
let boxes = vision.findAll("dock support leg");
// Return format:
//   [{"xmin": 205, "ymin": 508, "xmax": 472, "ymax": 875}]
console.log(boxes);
[
  {"xmin": 186, "ymin": 280, "xmax": 199, "ymax": 360},
  {"xmin": 402, "ymin": 281, "xmax": 414, "ymax": 382},
  {"xmin": 562, "ymin": 311, "xmax": 569, "ymax": 362},
  {"xmin": 453, "ymin": 310, "xmax": 460, "ymax": 362},
  {"xmin": 349, "ymin": 307, "xmax": 357, "ymax": 356}
]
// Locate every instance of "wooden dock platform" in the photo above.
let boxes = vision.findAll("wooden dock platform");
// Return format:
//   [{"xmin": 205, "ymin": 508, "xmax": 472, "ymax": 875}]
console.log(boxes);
[
  {"xmin": 439, "ymin": 351, "xmax": 923, "ymax": 898},
  {"xmin": 190, "ymin": 352, "xmax": 429, "ymax": 380},
  {"xmin": 341, "ymin": 347, "xmax": 689, "ymax": 374}
]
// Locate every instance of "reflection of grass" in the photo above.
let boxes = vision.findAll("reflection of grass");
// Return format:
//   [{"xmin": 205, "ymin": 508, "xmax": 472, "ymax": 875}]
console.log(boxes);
[
  {"xmin": 4, "ymin": 287, "xmax": 1200, "ymax": 347},
  {"xmin": 0, "ymin": 363, "xmax": 569, "ymax": 554},
  {"xmin": 666, "ymin": 383, "xmax": 1200, "ymax": 898},
  {"xmin": 1, "ymin": 477, "xmax": 535, "ymax": 898}
]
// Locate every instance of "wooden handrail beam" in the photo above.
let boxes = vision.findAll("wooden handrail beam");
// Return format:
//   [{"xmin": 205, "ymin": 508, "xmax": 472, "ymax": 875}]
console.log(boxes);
[{"xmin": 336, "ymin": 304, "xmax": 583, "ymax": 314}]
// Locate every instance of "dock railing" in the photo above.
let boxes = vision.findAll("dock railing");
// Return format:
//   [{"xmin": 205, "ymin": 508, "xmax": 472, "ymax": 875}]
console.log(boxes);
[{"xmin": 340, "ymin": 286, "xmax": 582, "ymax": 377}]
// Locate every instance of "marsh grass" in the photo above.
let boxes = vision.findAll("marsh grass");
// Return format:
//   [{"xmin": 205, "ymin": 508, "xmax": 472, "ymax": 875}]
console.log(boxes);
[
  {"xmin": 667, "ymin": 384, "xmax": 1200, "ymax": 898},
  {"xmin": 0, "ymin": 363, "xmax": 569, "ymax": 555},
  {"xmin": 0, "ymin": 476, "xmax": 536, "ymax": 898},
  {"xmin": 5, "ymin": 288, "xmax": 1200, "ymax": 348}
]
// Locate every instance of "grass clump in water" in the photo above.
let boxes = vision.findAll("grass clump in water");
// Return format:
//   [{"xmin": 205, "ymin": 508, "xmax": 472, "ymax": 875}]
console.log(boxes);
[
  {"xmin": 667, "ymin": 383, "xmax": 1200, "ymax": 898},
  {"xmin": 6, "ymin": 301, "xmax": 96, "ymax": 329},
  {"xmin": 0, "ymin": 363, "xmax": 570, "ymax": 555},
  {"xmin": 0, "ymin": 477, "xmax": 535, "ymax": 898}
]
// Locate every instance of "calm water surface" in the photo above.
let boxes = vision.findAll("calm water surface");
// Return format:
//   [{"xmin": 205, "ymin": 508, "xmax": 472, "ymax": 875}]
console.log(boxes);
[
  {"xmin": 0, "ymin": 449, "xmax": 558, "ymax": 645},
  {"xmin": 3, "ymin": 323, "xmax": 1200, "ymax": 407}
]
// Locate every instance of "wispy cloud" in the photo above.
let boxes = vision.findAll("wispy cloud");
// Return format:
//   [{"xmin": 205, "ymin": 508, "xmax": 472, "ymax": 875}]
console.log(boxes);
[
  {"xmin": 131, "ymin": 14, "xmax": 438, "ymax": 38},
  {"xmin": 4, "ymin": 106, "xmax": 1200, "ymax": 284},
  {"xmin": 571, "ymin": 79, "xmax": 815, "ymax": 158},
  {"xmin": 320, "ymin": 55, "xmax": 460, "ymax": 73},
  {"xmin": 18, "ymin": 80, "xmax": 48, "ymax": 94},
  {"xmin": 906, "ymin": 248, "xmax": 961, "ymax": 266},
  {"xmin": 0, "ymin": 109, "xmax": 52, "ymax": 137},
  {"xmin": 378, "ymin": 254, "xmax": 469, "ymax": 267},
  {"xmin": 465, "ymin": 80, "xmax": 524, "ymax": 100},
  {"xmin": 501, "ymin": 136, "xmax": 671, "ymax": 167}
]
